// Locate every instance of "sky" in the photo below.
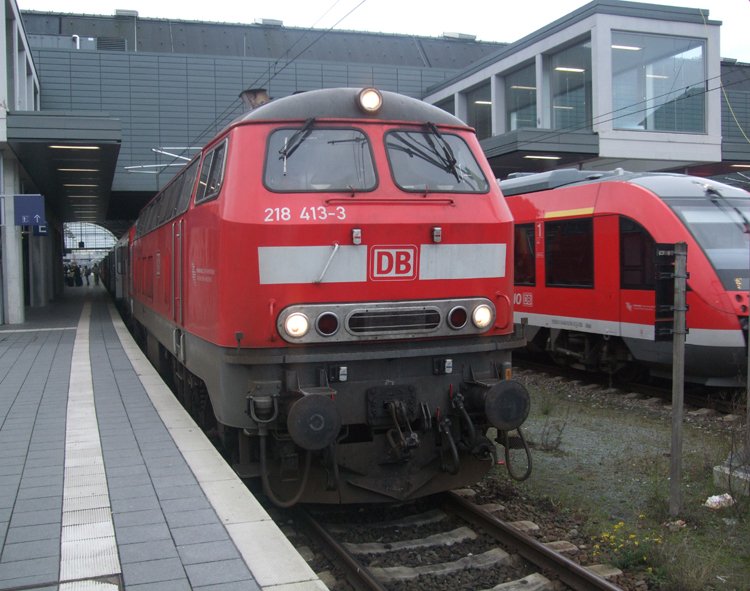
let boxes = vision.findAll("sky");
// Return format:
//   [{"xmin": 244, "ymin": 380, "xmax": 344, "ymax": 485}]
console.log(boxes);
[{"xmin": 15, "ymin": 0, "xmax": 750, "ymax": 62}]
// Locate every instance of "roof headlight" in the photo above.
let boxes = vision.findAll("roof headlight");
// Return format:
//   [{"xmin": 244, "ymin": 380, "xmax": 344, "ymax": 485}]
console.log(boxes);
[
  {"xmin": 358, "ymin": 87, "xmax": 383, "ymax": 114},
  {"xmin": 471, "ymin": 304, "xmax": 494, "ymax": 329},
  {"xmin": 284, "ymin": 313, "xmax": 310, "ymax": 338}
]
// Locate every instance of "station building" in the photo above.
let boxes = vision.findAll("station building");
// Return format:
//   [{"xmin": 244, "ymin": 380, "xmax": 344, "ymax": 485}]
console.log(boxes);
[{"xmin": 0, "ymin": 0, "xmax": 748, "ymax": 324}]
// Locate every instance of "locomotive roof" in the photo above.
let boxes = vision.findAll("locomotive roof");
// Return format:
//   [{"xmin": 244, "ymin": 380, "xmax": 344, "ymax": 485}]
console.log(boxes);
[
  {"xmin": 498, "ymin": 168, "xmax": 750, "ymax": 198},
  {"xmin": 237, "ymin": 88, "xmax": 465, "ymax": 127}
]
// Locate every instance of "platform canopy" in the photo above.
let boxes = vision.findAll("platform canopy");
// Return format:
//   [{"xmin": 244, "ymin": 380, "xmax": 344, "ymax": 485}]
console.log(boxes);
[{"xmin": 6, "ymin": 110, "xmax": 124, "ymax": 235}]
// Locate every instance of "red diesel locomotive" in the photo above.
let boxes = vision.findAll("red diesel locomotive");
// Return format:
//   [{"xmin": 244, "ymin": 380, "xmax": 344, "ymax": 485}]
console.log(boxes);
[
  {"xmin": 500, "ymin": 168, "xmax": 750, "ymax": 387},
  {"xmin": 106, "ymin": 87, "xmax": 531, "ymax": 505}
]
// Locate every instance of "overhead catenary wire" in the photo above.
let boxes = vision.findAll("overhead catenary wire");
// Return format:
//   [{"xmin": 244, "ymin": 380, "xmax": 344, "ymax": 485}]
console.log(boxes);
[
  {"xmin": 129, "ymin": 2, "xmax": 748, "ymax": 185},
  {"xmin": 145, "ymin": 0, "xmax": 369, "ymax": 175}
]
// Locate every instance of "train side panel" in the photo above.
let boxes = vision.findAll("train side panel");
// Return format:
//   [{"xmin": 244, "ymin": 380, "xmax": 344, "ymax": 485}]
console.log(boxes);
[{"xmin": 506, "ymin": 171, "xmax": 749, "ymax": 385}]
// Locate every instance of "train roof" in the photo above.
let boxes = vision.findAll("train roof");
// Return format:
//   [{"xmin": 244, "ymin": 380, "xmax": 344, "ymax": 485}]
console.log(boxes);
[
  {"xmin": 237, "ymin": 87, "xmax": 465, "ymax": 127},
  {"xmin": 498, "ymin": 168, "xmax": 750, "ymax": 199}
]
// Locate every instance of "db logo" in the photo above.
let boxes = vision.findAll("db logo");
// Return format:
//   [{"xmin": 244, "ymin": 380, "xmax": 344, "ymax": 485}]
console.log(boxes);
[{"xmin": 370, "ymin": 246, "xmax": 418, "ymax": 281}]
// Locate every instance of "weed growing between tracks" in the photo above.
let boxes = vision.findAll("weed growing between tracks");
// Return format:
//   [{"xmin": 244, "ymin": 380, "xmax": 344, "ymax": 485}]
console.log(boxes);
[{"xmin": 482, "ymin": 371, "xmax": 750, "ymax": 590}]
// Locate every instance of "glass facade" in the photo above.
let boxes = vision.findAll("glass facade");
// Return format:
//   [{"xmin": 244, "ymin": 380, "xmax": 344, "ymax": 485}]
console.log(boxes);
[
  {"xmin": 505, "ymin": 64, "xmax": 537, "ymax": 130},
  {"xmin": 612, "ymin": 31, "xmax": 705, "ymax": 132},
  {"xmin": 64, "ymin": 222, "xmax": 117, "ymax": 265},
  {"xmin": 550, "ymin": 39, "xmax": 592, "ymax": 130},
  {"xmin": 465, "ymin": 82, "xmax": 492, "ymax": 140}
]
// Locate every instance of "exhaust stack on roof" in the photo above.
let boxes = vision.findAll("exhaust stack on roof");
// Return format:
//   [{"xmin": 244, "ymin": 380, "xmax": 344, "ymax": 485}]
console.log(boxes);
[{"xmin": 239, "ymin": 88, "xmax": 270, "ymax": 111}]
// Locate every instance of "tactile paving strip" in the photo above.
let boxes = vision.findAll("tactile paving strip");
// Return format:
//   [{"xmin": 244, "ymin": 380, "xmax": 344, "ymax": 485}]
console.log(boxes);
[{"xmin": 60, "ymin": 302, "xmax": 121, "ymax": 582}]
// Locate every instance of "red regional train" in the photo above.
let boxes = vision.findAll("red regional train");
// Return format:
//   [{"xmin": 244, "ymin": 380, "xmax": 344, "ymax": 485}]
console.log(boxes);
[
  {"xmin": 499, "ymin": 168, "xmax": 750, "ymax": 387},
  {"xmin": 103, "ymin": 87, "xmax": 531, "ymax": 505}
]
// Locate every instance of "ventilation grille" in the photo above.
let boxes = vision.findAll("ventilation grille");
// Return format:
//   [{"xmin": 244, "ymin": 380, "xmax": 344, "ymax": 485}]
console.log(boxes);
[
  {"xmin": 97, "ymin": 37, "xmax": 127, "ymax": 51},
  {"xmin": 348, "ymin": 309, "xmax": 441, "ymax": 334}
]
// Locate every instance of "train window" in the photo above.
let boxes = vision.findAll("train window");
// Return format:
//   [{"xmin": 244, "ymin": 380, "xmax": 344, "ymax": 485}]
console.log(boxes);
[
  {"xmin": 385, "ymin": 130, "xmax": 489, "ymax": 193},
  {"xmin": 620, "ymin": 217, "xmax": 655, "ymax": 290},
  {"xmin": 264, "ymin": 127, "xmax": 376, "ymax": 192},
  {"xmin": 175, "ymin": 158, "xmax": 200, "ymax": 215},
  {"xmin": 196, "ymin": 140, "xmax": 228, "ymax": 204},
  {"xmin": 665, "ymin": 197, "xmax": 750, "ymax": 291},
  {"xmin": 514, "ymin": 224, "xmax": 535, "ymax": 285},
  {"xmin": 134, "ymin": 157, "xmax": 201, "ymax": 239},
  {"xmin": 545, "ymin": 218, "xmax": 593, "ymax": 288}
]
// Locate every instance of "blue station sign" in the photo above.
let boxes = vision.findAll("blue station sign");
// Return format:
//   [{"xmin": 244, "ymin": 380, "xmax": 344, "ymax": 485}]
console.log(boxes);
[{"xmin": 14, "ymin": 194, "xmax": 47, "ymax": 226}]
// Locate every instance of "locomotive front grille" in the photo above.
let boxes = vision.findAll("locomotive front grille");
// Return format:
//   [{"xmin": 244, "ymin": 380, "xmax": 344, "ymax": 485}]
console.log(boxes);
[{"xmin": 348, "ymin": 309, "xmax": 441, "ymax": 334}]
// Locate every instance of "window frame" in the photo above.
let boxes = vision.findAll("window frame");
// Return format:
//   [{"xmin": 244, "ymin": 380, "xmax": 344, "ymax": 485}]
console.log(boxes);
[
  {"xmin": 384, "ymin": 128, "xmax": 490, "ymax": 194},
  {"xmin": 263, "ymin": 125, "xmax": 378, "ymax": 194},
  {"xmin": 544, "ymin": 217, "xmax": 594, "ymax": 288},
  {"xmin": 195, "ymin": 139, "xmax": 229, "ymax": 205},
  {"xmin": 513, "ymin": 223, "xmax": 536, "ymax": 286},
  {"xmin": 619, "ymin": 216, "xmax": 656, "ymax": 290}
]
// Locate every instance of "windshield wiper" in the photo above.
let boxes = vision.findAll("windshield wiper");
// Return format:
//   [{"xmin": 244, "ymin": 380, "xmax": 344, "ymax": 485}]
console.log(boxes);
[
  {"xmin": 702, "ymin": 181, "xmax": 750, "ymax": 234},
  {"xmin": 387, "ymin": 133, "xmax": 458, "ymax": 178},
  {"xmin": 426, "ymin": 122, "xmax": 461, "ymax": 183},
  {"xmin": 279, "ymin": 117, "xmax": 315, "ymax": 174}
]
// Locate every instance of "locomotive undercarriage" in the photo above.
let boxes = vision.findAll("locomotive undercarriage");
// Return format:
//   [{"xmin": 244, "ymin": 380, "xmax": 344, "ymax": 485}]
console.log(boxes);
[
  {"xmin": 235, "ymin": 346, "xmax": 531, "ymax": 505},
  {"xmin": 135, "ymin": 312, "xmax": 530, "ymax": 505}
]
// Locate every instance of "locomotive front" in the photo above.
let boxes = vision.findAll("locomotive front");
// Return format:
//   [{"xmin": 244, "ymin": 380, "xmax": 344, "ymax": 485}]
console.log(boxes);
[{"xmin": 186, "ymin": 88, "xmax": 530, "ymax": 504}]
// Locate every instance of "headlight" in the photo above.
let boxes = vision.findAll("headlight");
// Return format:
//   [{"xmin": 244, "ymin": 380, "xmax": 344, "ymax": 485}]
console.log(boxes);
[
  {"xmin": 448, "ymin": 306, "xmax": 468, "ymax": 329},
  {"xmin": 471, "ymin": 304, "xmax": 493, "ymax": 329},
  {"xmin": 357, "ymin": 87, "xmax": 383, "ymax": 114},
  {"xmin": 284, "ymin": 313, "xmax": 310, "ymax": 338}
]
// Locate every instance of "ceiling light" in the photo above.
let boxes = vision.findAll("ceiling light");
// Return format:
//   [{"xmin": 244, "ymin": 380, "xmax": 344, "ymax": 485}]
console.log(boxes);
[
  {"xmin": 49, "ymin": 145, "xmax": 101, "ymax": 150},
  {"xmin": 64, "ymin": 184, "xmax": 98, "ymax": 187},
  {"xmin": 611, "ymin": 44, "xmax": 642, "ymax": 51},
  {"xmin": 731, "ymin": 164, "xmax": 750, "ymax": 168},
  {"xmin": 474, "ymin": 100, "xmax": 492, "ymax": 105},
  {"xmin": 67, "ymin": 195, "xmax": 97, "ymax": 199},
  {"xmin": 646, "ymin": 74, "xmax": 669, "ymax": 79},
  {"xmin": 58, "ymin": 168, "xmax": 99, "ymax": 172},
  {"xmin": 510, "ymin": 85, "xmax": 536, "ymax": 90},
  {"xmin": 555, "ymin": 67, "xmax": 585, "ymax": 73},
  {"xmin": 553, "ymin": 105, "xmax": 574, "ymax": 110},
  {"xmin": 524, "ymin": 155, "xmax": 561, "ymax": 160}
]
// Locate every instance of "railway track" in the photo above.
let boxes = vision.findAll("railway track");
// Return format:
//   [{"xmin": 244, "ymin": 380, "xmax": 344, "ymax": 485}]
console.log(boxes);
[
  {"xmin": 514, "ymin": 356, "xmax": 746, "ymax": 417},
  {"xmin": 292, "ymin": 490, "xmax": 625, "ymax": 591}
]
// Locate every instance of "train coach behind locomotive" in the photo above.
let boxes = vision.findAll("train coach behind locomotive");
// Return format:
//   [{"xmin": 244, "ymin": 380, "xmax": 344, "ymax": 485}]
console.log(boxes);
[
  {"xmin": 112, "ymin": 87, "xmax": 531, "ymax": 505},
  {"xmin": 501, "ymin": 168, "xmax": 750, "ymax": 387}
]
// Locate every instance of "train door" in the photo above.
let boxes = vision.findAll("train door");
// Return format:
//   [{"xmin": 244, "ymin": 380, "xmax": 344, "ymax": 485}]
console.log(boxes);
[
  {"xmin": 171, "ymin": 218, "xmax": 186, "ymax": 363},
  {"xmin": 171, "ymin": 219, "xmax": 184, "ymax": 325},
  {"xmin": 593, "ymin": 215, "xmax": 620, "ymax": 332},
  {"xmin": 618, "ymin": 216, "xmax": 657, "ymax": 340}
]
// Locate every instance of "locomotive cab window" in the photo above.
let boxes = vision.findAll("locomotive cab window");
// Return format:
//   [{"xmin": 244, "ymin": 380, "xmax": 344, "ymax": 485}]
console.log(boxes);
[
  {"xmin": 264, "ymin": 127, "xmax": 376, "ymax": 192},
  {"xmin": 385, "ymin": 129, "xmax": 489, "ymax": 193},
  {"xmin": 545, "ymin": 218, "xmax": 593, "ymax": 288},
  {"xmin": 514, "ymin": 223, "xmax": 535, "ymax": 285},
  {"xmin": 196, "ymin": 140, "xmax": 228, "ymax": 204},
  {"xmin": 620, "ymin": 217, "xmax": 656, "ymax": 290}
]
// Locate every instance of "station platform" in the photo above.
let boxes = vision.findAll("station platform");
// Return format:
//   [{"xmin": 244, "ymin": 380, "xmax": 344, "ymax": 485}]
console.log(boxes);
[{"xmin": 0, "ymin": 287, "xmax": 326, "ymax": 591}]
